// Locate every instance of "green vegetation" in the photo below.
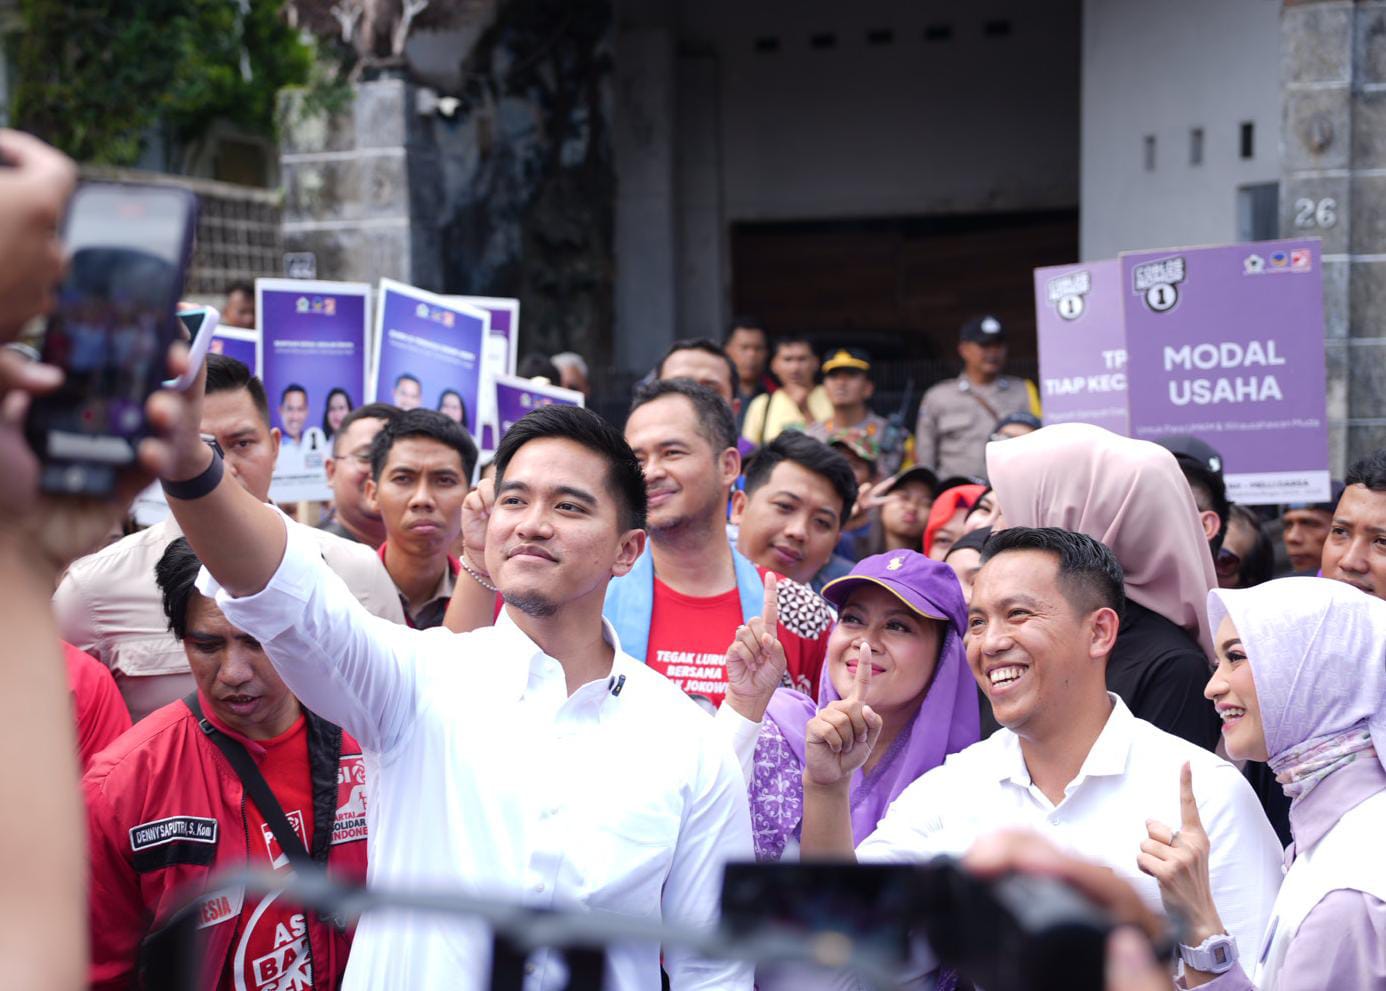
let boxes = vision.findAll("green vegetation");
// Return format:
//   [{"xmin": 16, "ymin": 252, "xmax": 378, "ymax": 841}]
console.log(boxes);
[{"xmin": 10, "ymin": 0, "xmax": 323, "ymax": 166}]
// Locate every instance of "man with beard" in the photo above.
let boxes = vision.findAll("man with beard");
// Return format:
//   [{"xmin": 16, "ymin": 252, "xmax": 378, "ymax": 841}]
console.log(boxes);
[{"xmin": 609, "ymin": 379, "xmax": 833, "ymax": 704}]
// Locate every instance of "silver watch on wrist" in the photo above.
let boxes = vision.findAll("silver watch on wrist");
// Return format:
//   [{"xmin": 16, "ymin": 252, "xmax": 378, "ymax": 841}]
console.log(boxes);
[{"xmin": 1179, "ymin": 931, "xmax": 1238, "ymax": 974}]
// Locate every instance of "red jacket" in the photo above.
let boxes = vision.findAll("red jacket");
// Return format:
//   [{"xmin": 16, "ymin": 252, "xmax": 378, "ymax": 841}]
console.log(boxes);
[
  {"xmin": 64, "ymin": 641, "xmax": 132, "ymax": 773},
  {"xmin": 84, "ymin": 694, "xmax": 368, "ymax": 990}
]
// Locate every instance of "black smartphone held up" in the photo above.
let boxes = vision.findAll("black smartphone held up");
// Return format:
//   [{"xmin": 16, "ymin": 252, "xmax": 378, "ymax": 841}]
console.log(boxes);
[{"xmin": 26, "ymin": 182, "xmax": 198, "ymax": 496}]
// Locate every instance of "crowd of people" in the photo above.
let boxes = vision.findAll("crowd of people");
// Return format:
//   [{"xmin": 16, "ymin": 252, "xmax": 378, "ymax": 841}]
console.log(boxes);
[{"xmin": 3, "ymin": 129, "xmax": 1386, "ymax": 991}]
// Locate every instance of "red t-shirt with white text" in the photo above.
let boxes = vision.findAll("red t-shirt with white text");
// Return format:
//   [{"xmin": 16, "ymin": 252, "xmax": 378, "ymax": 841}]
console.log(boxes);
[
  {"xmin": 646, "ymin": 578, "xmax": 743, "ymax": 708},
  {"xmin": 644, "ymin": 571, "xmax": 834, "ymax": 707},
  {"xmin": 220, "ymin": 716, "xmax": 316, "ymax": 991}
]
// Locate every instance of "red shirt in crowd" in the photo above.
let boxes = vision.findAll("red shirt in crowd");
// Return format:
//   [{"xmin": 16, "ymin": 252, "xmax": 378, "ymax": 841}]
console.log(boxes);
[
  {"xmin": 64, "ymin": 641, "xmax": 131, "ymax": 772},
  {"xmin": 646, "ymin": 579, "xmax": 745, "ymax": 708},
  {"xmin": 85, "ymin": 696, "xmax": 367, "ymax": 991},
  {"xmin": 219, "ymin": 715, "xmax": 317, "ymax": 991},
  {"xmin": 644, "ymin": 568, "xmax": 833, "ymax": 707}
]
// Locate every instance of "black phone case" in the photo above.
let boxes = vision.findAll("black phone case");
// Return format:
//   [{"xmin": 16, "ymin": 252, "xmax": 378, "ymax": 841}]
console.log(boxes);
[{"xmin": 26, "ymin": 183, "xmax": 199, "ymax": 496}]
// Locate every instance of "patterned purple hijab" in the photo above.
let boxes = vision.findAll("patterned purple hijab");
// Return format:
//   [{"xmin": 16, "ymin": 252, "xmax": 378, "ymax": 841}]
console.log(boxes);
[
  {"xmin": 764, "ymin": 552, "xmax": 980, "ymax": 843},
  {"xmin": 1208, "ymin": 577, "xmax": 1386, "ymax": 778}
]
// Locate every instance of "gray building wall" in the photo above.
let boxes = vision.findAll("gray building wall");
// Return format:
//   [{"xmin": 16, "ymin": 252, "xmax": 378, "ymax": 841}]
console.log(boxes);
[
  {"xmin": 683, "ymin": 0, "xmax": 1081, "ymax": 222},
  {"xmin": 614, "ymin": 0, "xmax": 1082, "ymax": 362},
  {"xmin": 1080, "ymin": 0, "xmax": 1284, "ymax": 260}
]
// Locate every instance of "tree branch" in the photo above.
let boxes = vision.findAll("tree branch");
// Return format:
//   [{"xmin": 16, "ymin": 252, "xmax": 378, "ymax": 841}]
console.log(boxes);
[{"xmin": 392, "ymin": 0, "xmax": 430, "ymax": 56}]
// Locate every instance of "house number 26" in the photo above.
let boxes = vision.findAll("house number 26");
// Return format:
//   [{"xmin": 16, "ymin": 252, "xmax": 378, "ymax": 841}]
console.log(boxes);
[{"xmin": 1294, "ymin": 197, "xmax": 1338, "ymax": 229}]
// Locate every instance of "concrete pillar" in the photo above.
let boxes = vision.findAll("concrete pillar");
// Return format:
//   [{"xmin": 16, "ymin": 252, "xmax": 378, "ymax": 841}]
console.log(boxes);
[
  {"xmin": 1281, "ymin": 0, "xmax": 1386, "ymax": 471},
  {"xmin": 675, "ymin": 47, "xmax": 727, "ymax": 341},
  {"xmin": 612, "ymin": 21, "xmax": 678, "ymax": 372},
  {"xmin": 278, "ymin": 76, "xmax": 442, "ymax": 289}
]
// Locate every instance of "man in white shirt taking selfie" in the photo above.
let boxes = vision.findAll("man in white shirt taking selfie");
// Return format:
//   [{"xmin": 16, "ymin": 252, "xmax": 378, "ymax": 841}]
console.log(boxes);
[{"xmin": 153, "ymin": 367, "xmax": 753, "ymax": 990}]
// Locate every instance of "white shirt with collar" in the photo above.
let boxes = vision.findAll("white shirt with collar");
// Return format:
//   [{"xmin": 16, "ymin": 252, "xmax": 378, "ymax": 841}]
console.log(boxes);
[
  {"xmin": 856, "ymin": 695, "xmax": 1283, "ymax": 962},
  {"xmin": 197, "ymin": 518, "xmax": 753, "ymax": 991}
]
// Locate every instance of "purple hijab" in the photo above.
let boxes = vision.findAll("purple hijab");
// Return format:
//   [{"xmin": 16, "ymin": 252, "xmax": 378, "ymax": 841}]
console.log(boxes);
[
  {"xmin": 764, "ymin": 553, "xmax": 980, "ymax": 844},
  {"xmin": 1208, "ymin": 577, "xmax": 1386, "ymax": 780}
]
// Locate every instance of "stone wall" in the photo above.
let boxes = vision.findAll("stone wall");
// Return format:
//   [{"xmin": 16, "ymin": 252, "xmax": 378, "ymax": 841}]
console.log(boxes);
[
  {"xmin": 278, "ymin": 75, "xmax": 441, "ymax": 289},
  {"xmin": 277, "ymin": 0, "xmax": 616, "ymax": 366},
  {"xmin": 1281, "ymin": 0, "xmax": 1386, "ymax": 473}
]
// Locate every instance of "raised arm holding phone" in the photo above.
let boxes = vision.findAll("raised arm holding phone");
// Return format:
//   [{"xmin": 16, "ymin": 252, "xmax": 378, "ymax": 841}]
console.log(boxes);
[
  {"xmin": 155, "ymin": 377, "xmax": 754, "ymax": 989},
  {"xmin": 0, "ymin": 128, "xmax": 191, "ymax": 991}
]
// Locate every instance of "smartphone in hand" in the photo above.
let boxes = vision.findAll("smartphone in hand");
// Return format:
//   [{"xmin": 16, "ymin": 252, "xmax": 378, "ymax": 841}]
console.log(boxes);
[
  {"xmin": 166, "ymin": 304, "xmax": 220, "ymax": 390},
  {"xmin": 25, "ymin": 182, "xmax": 198, "ymax": 495}
]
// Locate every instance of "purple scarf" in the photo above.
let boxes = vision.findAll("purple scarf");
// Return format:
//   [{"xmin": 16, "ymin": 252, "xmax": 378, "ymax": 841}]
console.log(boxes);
[
  {"xmin": 764, "ymin": 568, "xmax": 980, "ymax": 844},
  {"xmin": 1208, "ymin": 577, "xmax": 1386, "ymax": 806}
]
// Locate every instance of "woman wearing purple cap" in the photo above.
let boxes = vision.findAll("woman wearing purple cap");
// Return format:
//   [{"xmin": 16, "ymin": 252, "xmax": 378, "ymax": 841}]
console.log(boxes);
[
  {"xmin": 723, "ymin": 550, "xmax": 980, "ymax": 862},
  {"xmin": 1137, "ymin": 577, "xmax": 1386, "ymax": 988}
]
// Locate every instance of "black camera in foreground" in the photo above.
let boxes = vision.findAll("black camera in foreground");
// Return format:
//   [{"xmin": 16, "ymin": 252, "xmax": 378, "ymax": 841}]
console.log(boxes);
[{"xmin": 721, "ymin": 858, "xmax": 1112, "ymax": 991}]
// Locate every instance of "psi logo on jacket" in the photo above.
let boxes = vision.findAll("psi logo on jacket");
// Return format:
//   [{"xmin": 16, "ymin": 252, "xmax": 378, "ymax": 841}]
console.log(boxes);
[{"xmin": 333, "ymin": 753, "xmax": 367, "ymax": 846}]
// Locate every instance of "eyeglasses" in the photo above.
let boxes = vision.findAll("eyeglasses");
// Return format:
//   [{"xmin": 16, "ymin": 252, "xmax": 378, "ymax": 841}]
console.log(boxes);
[{"xmin": 334, "ymin": 452, "xmax": 373, "ymax": 467}]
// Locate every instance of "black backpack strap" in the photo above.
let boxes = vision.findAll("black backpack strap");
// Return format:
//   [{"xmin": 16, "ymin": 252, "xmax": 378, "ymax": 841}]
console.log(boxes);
[
  {"xmin": 184, "ymin": 693, "xmax": 311, "ymax": 870},
  {"xmin": 303, "ymin": 708, "xmax": 343, "ymax": 865}
]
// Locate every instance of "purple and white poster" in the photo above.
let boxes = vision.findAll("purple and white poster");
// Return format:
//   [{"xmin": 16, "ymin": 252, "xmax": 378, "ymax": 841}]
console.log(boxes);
[
  {"xmin": 495, "ymin": 374, "xmax": 584, "ymax": 440},
  {"xmin": 134, "ymin": 325, "xmax": 264, "ymax": 524},
  {"xmin": 256, "ymin": 278, "xmax": 370, "ymax": 502},
  {"xmin": 447, "ymin": 295, "xmax": 520, "ymax": 453},
  {"xmin": 208, "ymin": 325, "xmax": 259, "ymax": 374},
  {"xmin": 1034, "ymin": 259, "xmax": 1128, "ymax": 435},
  {"xmin": 371, "ymin": 279, "xmax": 488, "ymax": 438},
  {"xmin": 1121, "ymin": 238, "xmax": 1329, "ymax": 504}
]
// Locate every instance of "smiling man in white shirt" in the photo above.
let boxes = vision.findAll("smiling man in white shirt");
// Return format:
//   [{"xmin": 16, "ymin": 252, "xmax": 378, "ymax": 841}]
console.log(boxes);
[
  {"xmin": 155, "ymin": 373, "xmax": 753, "ymax": 990},
  {"xmin": 799, "ymin": 526, "xmax": 1283, "ymax": 969}
]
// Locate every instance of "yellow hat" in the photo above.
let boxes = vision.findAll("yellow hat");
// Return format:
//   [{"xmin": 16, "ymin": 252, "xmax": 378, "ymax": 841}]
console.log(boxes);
[{"xmin": 820, "ymin": 348, "xmax": 871, "ymax": 374}]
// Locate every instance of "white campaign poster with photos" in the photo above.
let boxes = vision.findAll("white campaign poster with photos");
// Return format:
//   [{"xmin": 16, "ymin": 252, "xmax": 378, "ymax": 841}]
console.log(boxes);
[{"xmin": 445, "ymin": 295, "xmax": 520, "ymax": 454}]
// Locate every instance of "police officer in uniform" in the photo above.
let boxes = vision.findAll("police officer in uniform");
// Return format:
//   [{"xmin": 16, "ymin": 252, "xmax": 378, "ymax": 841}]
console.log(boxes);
[{"xmin": 914, "ymin": 316, "xmax": 1041, "ymax": 480}]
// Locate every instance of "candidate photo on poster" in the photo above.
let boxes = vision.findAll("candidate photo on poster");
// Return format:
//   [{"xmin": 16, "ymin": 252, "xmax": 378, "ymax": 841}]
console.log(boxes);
[
  {"xmin": 370, "ymin": 280, "xmax": 488, "ymax": 440},
  {"xmin": 256, "ymin": 278, "xmax": 371, "ymax": 502}
]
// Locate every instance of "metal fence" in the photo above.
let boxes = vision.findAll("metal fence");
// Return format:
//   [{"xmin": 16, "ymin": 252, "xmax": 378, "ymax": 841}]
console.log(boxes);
[{"xmin": 78, "ymin": 165, "xmax": 283, "ymax": 297}]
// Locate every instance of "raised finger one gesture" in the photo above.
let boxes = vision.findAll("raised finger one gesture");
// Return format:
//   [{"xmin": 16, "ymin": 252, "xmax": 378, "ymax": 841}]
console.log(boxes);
[
  {"xmin": 1136, "ymin": 762, "xmax": 1225, "ymax": 945},
  {"xmin": 803, "ymin": 642, "xmax": 884, "ymax": 788},
  {"xmin": 723, "ymin": 571, "xmax": 786, "ymax": 721}
]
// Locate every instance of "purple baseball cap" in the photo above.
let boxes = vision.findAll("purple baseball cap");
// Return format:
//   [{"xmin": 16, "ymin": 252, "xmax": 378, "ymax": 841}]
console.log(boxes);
[{"xmin": 820, "ymin": 550, "xmax": 966, "ymax": 629}]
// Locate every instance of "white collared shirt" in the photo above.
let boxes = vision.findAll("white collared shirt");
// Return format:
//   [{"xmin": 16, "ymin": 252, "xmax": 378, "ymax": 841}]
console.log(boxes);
[
  {"xmin": 856, "ymin": 695, "xmax": 1283, "ymax": 961},
  {"xmin": 198, "ymin": 519, "xmax": 753, "ymax": 991}
]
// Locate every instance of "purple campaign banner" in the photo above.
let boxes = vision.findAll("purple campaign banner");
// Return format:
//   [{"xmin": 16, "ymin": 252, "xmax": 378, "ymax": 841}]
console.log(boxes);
[
  {"xmin": 1034, "ymin": 259, "xmax": 1128, "ymax": 434},
  {"xmin": 208, "ymin": 326, "xmax": 259, "ymax": 374},
  {"xmin": 1121, "ymin": 238, "xmax": 1329, "ymax": 504},
  {"xmin": 446, "ymin": 295, "xmax": 521, "ymax": 453},
  {"xmin": 371, "ymin": 280, "xmax": 488, "ymax": 435},
  {"xmin": 257, "ymin": 278, "xmax": 370, "ymax": 502},
  {"xmin": 495, "ymin": 374, "xmax": 583, "ymax": 439},
  {"xmin": 446, "ymin": 295, "xmax": 519, "ymax": 375}
]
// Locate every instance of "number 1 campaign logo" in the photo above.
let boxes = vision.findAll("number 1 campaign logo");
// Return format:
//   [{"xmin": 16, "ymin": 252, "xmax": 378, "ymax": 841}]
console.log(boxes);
[
  {"xmin": 1131, "ymin": 256, "xmax": 1185, "ymax": 313},
  {"xmin": 1046, "ymin": 270, "xmax": 1092, "ymax": 321}
]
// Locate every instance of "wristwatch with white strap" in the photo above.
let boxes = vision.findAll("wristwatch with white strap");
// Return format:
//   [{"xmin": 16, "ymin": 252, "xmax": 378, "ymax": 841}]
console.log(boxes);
[{"xmin": 1179, "ymin": 931, "xmax": 1239, "ymax": 974}]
